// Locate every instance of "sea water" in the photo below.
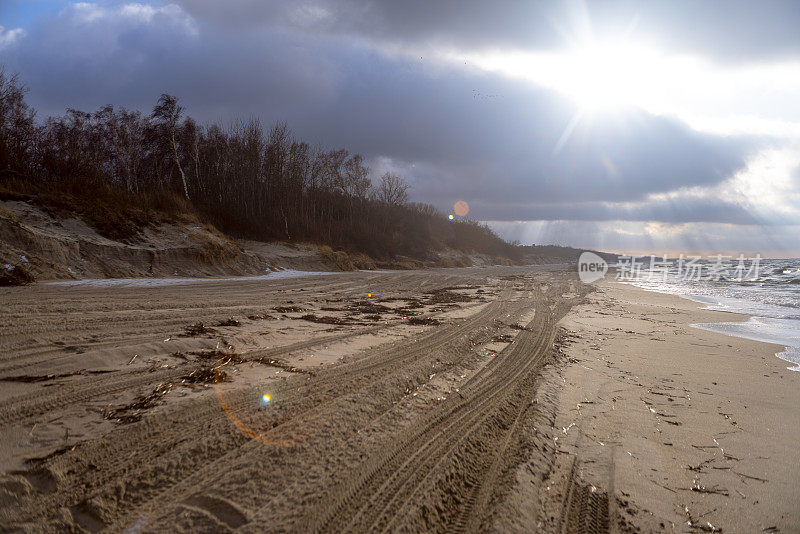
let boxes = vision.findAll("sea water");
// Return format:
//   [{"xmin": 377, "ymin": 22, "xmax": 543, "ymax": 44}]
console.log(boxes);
[{"xmin": 624, "ymin": 258, "xmax": 800, "ymax": 371}]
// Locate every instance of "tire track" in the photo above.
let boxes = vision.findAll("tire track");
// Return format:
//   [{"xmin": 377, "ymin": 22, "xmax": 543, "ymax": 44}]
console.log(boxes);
[
  {"xmin": 1, "ymin": 268, "xmax": 578, "ymax": 533},
  {"xmin": 0, "ymin": 367, "xmax": 183, "ymax": 427},
  {"xmin": 106, "ymin": 294, "xmax": 516, "ymax": 532},
  {"xmin": 293, "ymin": 285, "xmax": 579, "ymax": 533},
  {"xmin": 5, "ymin": 285, "xmax": 513, "ymax": 529},
  {"xmin": 3, "ymin": 318, "xmax": 418, "ymax": 524}
]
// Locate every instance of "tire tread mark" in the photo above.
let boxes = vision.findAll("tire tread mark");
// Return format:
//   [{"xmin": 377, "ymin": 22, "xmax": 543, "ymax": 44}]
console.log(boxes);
[{"xmin": 302, "ymin": 293, "xmax": 559, "ymax": 533}]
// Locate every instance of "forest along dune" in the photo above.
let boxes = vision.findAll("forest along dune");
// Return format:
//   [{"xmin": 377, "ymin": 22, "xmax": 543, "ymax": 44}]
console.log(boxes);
[{"xmin": 0, "ymin": 266, "xmax": 797, "ymax": 533}]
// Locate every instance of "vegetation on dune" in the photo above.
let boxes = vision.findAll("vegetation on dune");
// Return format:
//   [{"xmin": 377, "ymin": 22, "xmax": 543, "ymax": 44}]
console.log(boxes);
[{"xmin": 0, "ymin": 69, "xmax": 522, "ymax": 262}]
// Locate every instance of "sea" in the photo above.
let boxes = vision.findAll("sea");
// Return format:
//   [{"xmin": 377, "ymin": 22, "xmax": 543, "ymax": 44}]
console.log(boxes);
[{"xmin": 620, "ymin": 257, "xmax": 800, "ymax": 371}]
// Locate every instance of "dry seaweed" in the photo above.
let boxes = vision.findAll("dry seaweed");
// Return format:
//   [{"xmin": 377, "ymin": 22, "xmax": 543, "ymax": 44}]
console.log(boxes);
[
  {"xmin": 407, "ymin": 317, "xmax": 441, "ymax": 326},
  {"xmin": 439, "ymin": 285, "xmax": 480, "ymax": 291},
  {"xmin": 346, "ymin": 300, "xmax": 393, "ymax": 314},
  {"xmin": 683, "ymin": 505, "xmax": 723, "ymax": 532},
  {"xmin": 182, "ymin": 365, "xmax": 226, "ymax": 384},
  {"xmin": 104, "ymin": 382, "xmax": 174, "ymax": 424},
  {"xmin": 300, "ymin": 314, "xmax": 363, "ymax": 325},
  {"xmin": 423, "ymin": 289, "xmax": 473, "ymax": 305},
  {"xmin": 188, "ymin": 349, "xmax": 243, "ymax": 364},
  {"xmin": 398, "ymin": 299, "xmax": 424, "ymax": 310},
  {"xmin": 182, "ymin": 322, "xmax": 217, "ymax": 337},
  {"xmin": 0, "ymin": 369, "xmax": 112, "ymax": 383},
  {"xmin": 274, "ymin": 306, "xmax": 305, "ymax": 313},
  {"xmin": 691, "ymin": 480, "xmax": 729, "ymax": 496}
]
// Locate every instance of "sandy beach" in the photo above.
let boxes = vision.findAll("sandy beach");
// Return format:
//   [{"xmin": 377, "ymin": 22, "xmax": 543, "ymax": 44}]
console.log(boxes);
[
  {"xmin": 5, "ymin": 2, "xmax": 800, "ymax": 531},
  {"xmin": 0, "ymin": 268, "xmax": 797, "ymax": 532},
  {"xmin": 523, "ymin": 281, "xmax": 799, "ymax": 533}
]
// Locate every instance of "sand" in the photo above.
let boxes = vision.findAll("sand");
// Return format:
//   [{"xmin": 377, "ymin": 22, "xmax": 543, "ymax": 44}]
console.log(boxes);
[
  {"xmin": 0, "ymin": 268, "xmax": 797, "ymax": 532},
  {"xmin": 516, "ymin": 281, "xmax": 799, "ymax": 533}
]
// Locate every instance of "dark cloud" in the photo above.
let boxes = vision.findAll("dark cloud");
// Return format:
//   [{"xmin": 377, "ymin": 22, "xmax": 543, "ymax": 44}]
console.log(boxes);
[
  {"xmin": 401, "ymin": 105, "xmax": 749, "ymax": 207},
  {"xmin": 3, "ymin": 4, "xmax": 340, "ymax": 119},
  {"xmin": 174, "ymin": 0, "xmax": 800, "ymax": 62},
  {"xmin": 3, "ymin": 1, "xmax": 751, "ymax": 223},
  {"xmin": 4, "ymin": 1, "xmax": 797, "ymax": 254}
]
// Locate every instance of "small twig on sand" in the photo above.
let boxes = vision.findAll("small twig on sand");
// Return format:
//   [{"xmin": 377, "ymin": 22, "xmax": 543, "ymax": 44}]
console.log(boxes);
[
  {"xmin": 691, "ymin": 479, "xmax": 729, "ymax": 496},
  {"xmin": 733, "ymin": 471, "xmax": 768, "ymax": 482},
  {"xmin": 649, "ymin": 478, "xmax": 677, "ymax": 493}
]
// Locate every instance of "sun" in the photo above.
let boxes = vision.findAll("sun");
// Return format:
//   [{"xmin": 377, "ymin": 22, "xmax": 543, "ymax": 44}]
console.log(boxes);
[
  {"xmin": 551, "ymin": 42, "xmax": 652, "ymax": 113},
  {"xmin": 461, "ymin": 39, "xmax": 673, "ymax": 116},
  {"xmin": 527, "ymin": 39, "xmax": 672, "ymax": 116}
]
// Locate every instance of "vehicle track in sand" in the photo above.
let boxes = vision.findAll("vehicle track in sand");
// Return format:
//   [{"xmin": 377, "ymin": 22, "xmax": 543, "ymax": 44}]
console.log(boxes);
[
  {"xmin": 0, "ymin": 269, "xmax": 479, "ymax": 424},
  {"xmin": 1, "ymin": 270, "xmax": 506, "ymax": 523},
  {"xmin": 0, "ymin": 271, "xmax": 436, "ymax": 374},
  {"xmin": 107, "ymin": 296, "xmax": 524, "ymax": 531},
  {"xmin": 0, "ymin": 267, "xmax": 597, "ymax": 533},
  {"xmin": 293, "ymin": 285, "xmax": 578, "ymax": 533},
  {"xmin": 57, "ymin": 297, "xmax": 513, "ymax": 531}
]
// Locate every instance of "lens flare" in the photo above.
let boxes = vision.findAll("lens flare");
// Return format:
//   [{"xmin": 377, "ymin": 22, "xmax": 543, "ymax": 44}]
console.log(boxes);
[
  {"xmin": 448, "ymin": 214, "xmax": 455, "ymax": 220},
  {"xmin": 214, "ymin": 358, "xmax": 296, "ymax": 445},
  {"xmin": 453, "ymin": 201, "xmax": 469, "ymax": 217}
]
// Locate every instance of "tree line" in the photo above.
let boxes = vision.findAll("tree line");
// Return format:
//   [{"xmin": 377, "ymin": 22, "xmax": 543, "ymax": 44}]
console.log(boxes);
[{"xmin": 0, "ymin": 69, "xmax": 521, "ymax": 261}]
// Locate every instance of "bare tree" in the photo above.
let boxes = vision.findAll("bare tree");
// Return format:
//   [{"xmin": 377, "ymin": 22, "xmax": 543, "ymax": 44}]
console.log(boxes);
[
  {"xmin": 0, "ymin": 67, "xmax": 523, "ymax": 262},
  {"xmin": 343, "ymin": 154, "xmax": 371, "ymax": 199},
  {"xmin": 180, "ymin": 116, "xmax": 200, "ymax": 192},
  {"xmin": 0, "ymin": 69, "xmax": 36, "ymax": 177},
  {"xmin": 374, "ymin": 172, "xmax": 409, "ymax": 206},
  {"xmin": 151, "ymin": 94, "xmax": 189, "ymax": 199}
]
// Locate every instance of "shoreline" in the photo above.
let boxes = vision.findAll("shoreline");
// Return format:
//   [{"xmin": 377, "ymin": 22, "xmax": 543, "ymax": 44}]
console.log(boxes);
[
  {"xmin": 531, "ymin": 280, "xmax": 800, "ymax": 532},
  {"xmin": 619, "ymin": 279, "xmax": 800, "ymax": 372}
]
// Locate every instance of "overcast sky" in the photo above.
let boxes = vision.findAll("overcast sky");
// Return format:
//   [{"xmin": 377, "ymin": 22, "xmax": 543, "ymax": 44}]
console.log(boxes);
[{"xmin": 2, "ymin": 0, "xmax": 799, "ymax": 256}]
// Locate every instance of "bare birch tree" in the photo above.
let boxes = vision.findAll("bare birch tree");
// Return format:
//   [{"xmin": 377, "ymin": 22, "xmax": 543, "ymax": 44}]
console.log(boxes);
[{"xmin": 151, "ymin": 94, "xmax": 189, "ymax": 199}]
